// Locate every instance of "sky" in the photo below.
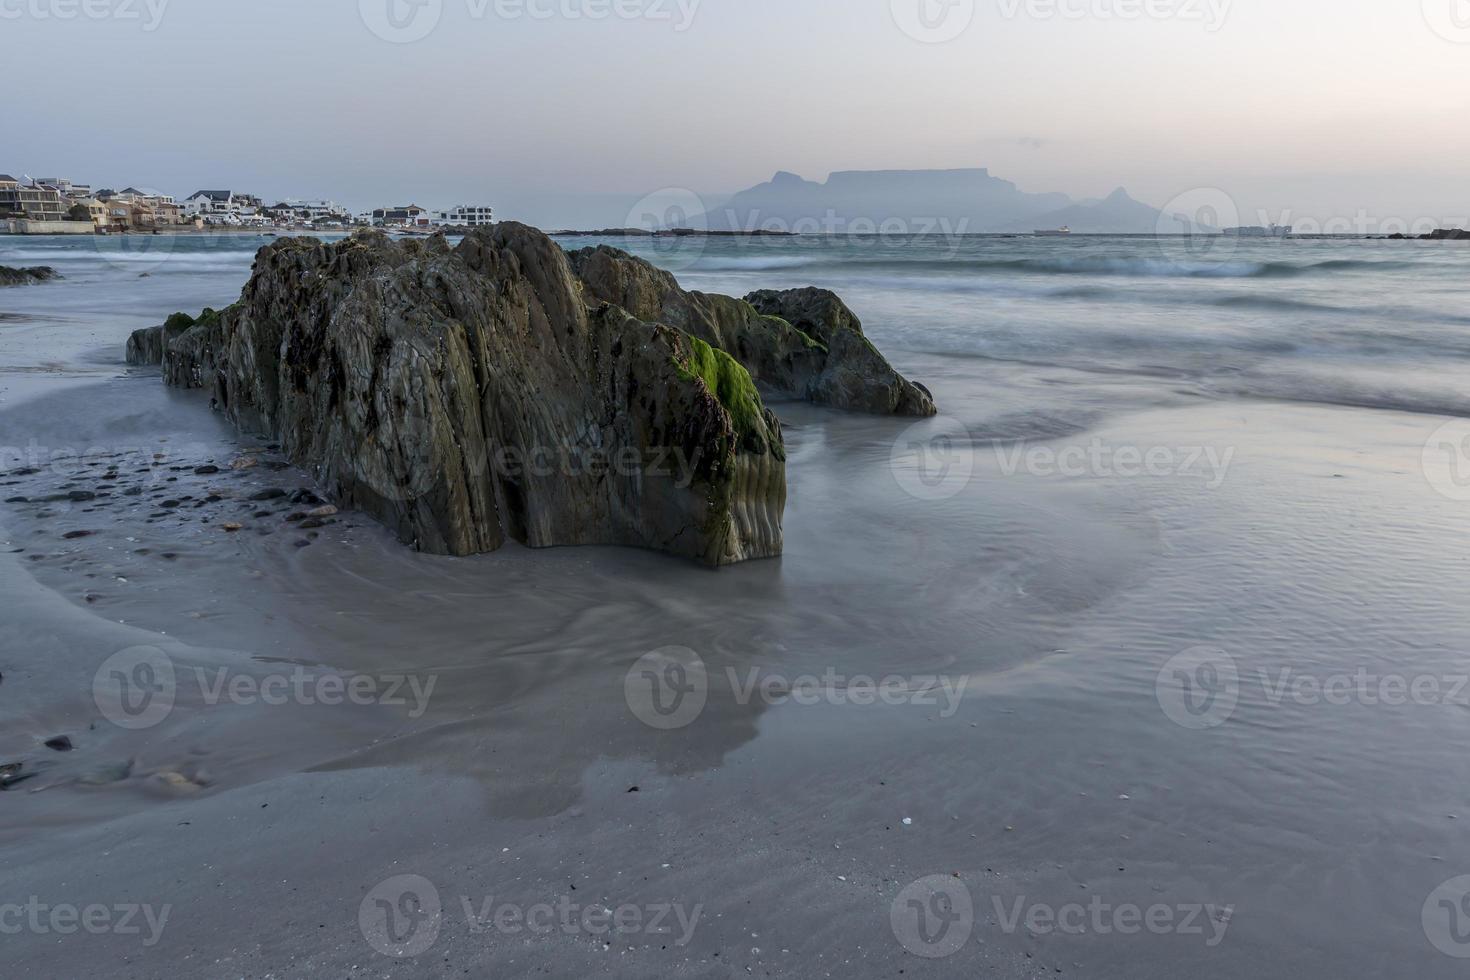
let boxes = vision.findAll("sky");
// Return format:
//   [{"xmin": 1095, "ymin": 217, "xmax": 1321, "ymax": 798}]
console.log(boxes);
[{"xmin": 3, "ymin": 0, "xmax": 1468, "ymax": 227}]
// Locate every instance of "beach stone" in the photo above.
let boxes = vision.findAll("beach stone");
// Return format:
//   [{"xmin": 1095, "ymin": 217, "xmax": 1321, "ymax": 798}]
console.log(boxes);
[
  {"xmin": 249, "ymin": 488, "xmax": 287, "ymax": 501},
  {"xmin": 61, "ymin": 530, "xmax": 93, "ymax": 539},
  {"xmin": 43, "ymin": 735, "xmax": 73, "ymax": 752},
  {"xmin": 0, "ymin": 265, "xmax": 60, "ymax": 288},
  {"xmin": 194, "ymin": 465, "xmax": 220, "ymax": 475},
  {"xmin": 131, "ymin": 226, "xmax": 936, "ymax": 563}
]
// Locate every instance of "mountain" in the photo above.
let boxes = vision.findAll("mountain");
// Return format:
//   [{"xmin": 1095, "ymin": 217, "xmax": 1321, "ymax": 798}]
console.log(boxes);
[
  {"xmin": 1008, "ymin": 187, "xmax": 1173, "ymax": 234},
  {"xmin": 700, "ymin": 169, "xmax": 1071, "ymax": 234}
]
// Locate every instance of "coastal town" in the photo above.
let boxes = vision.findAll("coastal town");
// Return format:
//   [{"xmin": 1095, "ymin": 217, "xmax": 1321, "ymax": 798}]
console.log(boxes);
[{"xmin": 0, "ymin": 173, "xmax": 492, "ymax": 234}]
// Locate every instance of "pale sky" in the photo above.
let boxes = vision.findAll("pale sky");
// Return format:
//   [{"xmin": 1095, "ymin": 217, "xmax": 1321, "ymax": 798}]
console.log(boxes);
[{"xmin": 3, "ymin": 0, "xmax": 1467, "ymax": 226}]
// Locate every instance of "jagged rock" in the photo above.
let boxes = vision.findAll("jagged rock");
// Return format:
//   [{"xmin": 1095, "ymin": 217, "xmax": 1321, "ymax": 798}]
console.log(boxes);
[
  {"xmin": 567, "ymin": 246, "xmax": 935, "ymax": 416},
  {"xmin": 138, "ymin": 225, "xmax": 933, "ymax": 565},
  {"xmin": 0, "ymin": 265, "xmax": 60, "ymax": 288},
  {"xmin": 746, "ymin": 288, "xmax": 935, "ymax": 416}
]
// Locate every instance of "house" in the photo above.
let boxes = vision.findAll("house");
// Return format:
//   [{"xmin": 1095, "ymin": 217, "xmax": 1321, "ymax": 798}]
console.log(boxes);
[
  {"xmin": 372, "ymin": 205, "xmax": 431, "ymax": 228},
  {"xmin": 429, "ymin": 205, "xmax": 494, "ymax": 227},
  {"xmin": 36, "ymin": 177, "xmax": 93, "ymax": 199},
  {"xmin": 182, "ymin": 190, "xmax": 266, "ymax": 226},
  {"xmin": 72, "ymin": 197, "xmax": 109, "ymax": 229},
  {"xmin": 0, "ymin": 175, "xmax": 66, "ymax": 221},
  {"xmin": 111, "ymin": 188, "xmax": 185, "ymax": 226},
  {"xmin": 272, "ymin": 199, "xmax": 353, "ymax": 226}
]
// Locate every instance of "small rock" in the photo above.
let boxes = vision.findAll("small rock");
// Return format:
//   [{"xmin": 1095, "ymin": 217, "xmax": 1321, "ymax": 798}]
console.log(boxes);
[
  {"xmin": 222, "ymin": 523, "xmax": 243, "ymax": 532},
  {"xmin": 193, "ymin": 465, "xmax": 220, "ymax": 475},
  {"xmin": 306, "ymin": 504, "xmax": 338, "ymax": 517},
  {"xmin": 67, "ymin": 490, "xmax": 96, "ymax": 502},
  {"xmin": 43, "ymin": 735, "xmax": 74, "ymax": 752},
  {"xmin": 250, "ymin": 488, "xmax": 287, "ymax": 501},
  {"xmin": 62, "ymin": 530, "xmax": 94, "ymax": 540}
]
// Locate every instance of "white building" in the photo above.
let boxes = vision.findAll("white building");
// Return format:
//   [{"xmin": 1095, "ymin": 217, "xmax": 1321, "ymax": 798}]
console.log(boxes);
[
  {"xmin": 429, "ymin": 205, "xmax": 494, "ymax": 227},
  {"xmin": 182, "ymin": 190, "xmax": 267, "ymax": 225},
  {"xmin": 276, "ymin": 199, "xmax": 352, "ymax": 224}
]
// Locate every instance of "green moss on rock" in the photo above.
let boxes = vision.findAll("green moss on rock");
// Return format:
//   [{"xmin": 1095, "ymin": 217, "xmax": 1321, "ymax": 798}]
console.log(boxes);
[{"xmin": 677, "ymin": 336, "xmax": 764, "ymax": 439}]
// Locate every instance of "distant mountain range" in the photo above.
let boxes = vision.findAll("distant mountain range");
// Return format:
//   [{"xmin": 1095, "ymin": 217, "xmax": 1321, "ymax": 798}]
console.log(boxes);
[{"xmin": 697, "ymin": 169, "xmax": 1202, "ymax": 234}]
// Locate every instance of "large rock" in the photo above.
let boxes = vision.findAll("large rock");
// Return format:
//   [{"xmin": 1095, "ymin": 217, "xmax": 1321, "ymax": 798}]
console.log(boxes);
[
  {"xmin": 0, "ymin": 265, "xmax": 59, "ymax": 287},
  {"xmin": 138, "ymin": 224, "xmax": 933, "ymax": 565},
  {"xmin": 567, "ymin": 246, "xmax": 935, "ymax": 416}
]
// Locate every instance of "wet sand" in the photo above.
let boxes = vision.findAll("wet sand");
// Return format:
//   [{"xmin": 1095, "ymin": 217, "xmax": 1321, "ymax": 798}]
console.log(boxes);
[{"xmin": 3, "ymin": 248, "xmax": 1470, "ymax": 978}]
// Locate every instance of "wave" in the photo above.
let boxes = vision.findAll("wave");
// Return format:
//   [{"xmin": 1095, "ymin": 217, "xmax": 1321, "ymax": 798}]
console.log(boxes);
[
  {"xmin": 680, "ymin": 252, "xmax": 1420, "ymax": 280},
  {"xmin": 687, "ymin": 256, "xmax": 815, "ymax": 271}
]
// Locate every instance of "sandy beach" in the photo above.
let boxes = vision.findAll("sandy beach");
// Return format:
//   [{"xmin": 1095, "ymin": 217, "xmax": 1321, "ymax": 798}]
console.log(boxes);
[{"xmin": 3, "ymin": 233, "xmax": 1470, "ymax": 978}]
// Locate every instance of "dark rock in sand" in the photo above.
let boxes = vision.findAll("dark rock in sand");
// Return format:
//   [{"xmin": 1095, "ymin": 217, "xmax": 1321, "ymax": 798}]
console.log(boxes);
[
  {"xmin": 0, "ymin": 265, "xmax": 60, "ymax": 288},
  {"xmin": 249, "ymin": 489, "xmax": 287, "ymax": 501},
  {"xmin": 43, "ymin": 736, "xmax": 74, "ymax": 752},
  {"xmin": 194, "ymin": 465, "xmax": 220, "ymax": 475},
  {"xmin": 61, "ymin": 530, "xmax": 93, "ymax": 540},
  {"xmin": 0, "ymin": 762, "xmax": 37, "ymax": 790},
  {"xmin": 137, "ymin": 224, "xmax": 930, "ymax": 565},
  {"xmin": 66, "ymin": 490, "xmax": 96, "ymax": 502}
]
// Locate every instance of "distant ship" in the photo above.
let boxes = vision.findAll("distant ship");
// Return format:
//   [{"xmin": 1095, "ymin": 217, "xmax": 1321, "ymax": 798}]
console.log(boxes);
[
  {"xmin": 1223, "ymin": 225, "xmax": 1293, "ymax": 237},
  {"xmin": 1033, "ymin": 226, "xmax": 1071, "ymax": 236}
]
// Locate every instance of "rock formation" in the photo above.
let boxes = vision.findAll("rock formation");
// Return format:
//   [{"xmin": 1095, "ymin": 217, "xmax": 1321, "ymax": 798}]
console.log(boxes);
[
  {"xmin": 0, "ymin": 265, "xmax": 60, "ymax": 287},
  {"xmin": 128, "ymin": 223, "xmax": 933, "ymax": 565}
]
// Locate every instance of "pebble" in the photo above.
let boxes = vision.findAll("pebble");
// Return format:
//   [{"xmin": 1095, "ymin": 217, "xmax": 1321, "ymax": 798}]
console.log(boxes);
[
  {"xmin": 43, "ymin": 735, "xmax": 74, "ymax": 752},
  {"xmin": 194, "ymin": 465, "xmax": 220, "ymax": 475},
  {"xmin": 250, "ymin": 488, "xmax": 287, "ymax": 501},
  {"xmin": 62, "ymin": 530, "xmax": 94, "ymax": 539}
]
